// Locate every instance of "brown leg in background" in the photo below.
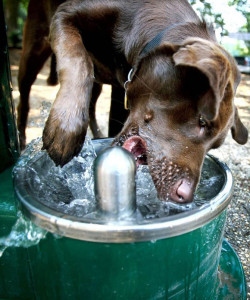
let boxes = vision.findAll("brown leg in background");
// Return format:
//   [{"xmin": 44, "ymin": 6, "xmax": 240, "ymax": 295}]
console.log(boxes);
[
  {"xmin": 17, "ymin": 43, "xmax": 51, "ymax": 150},
  {"xmin": 108, "ymin": 85, "xmax": 128, "ymax": 137},
  {"xmin": 89, "ymin": 82, "xmax": 103, "ymax": 138},
  {"xmin": 17, "ymin": 0, "xmax": 52, "ymax": 150},
  {"xmin": 47, "ymin": 53, "xmax": 58, "ymax": 86}
]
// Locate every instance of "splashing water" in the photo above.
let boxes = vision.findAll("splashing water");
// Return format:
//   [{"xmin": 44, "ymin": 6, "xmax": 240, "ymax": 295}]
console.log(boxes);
[
  {"xmin": 13, "ymin": 138, "xmax": 225, "ymax": 221},
  {"xmin": 0, "ymin": 211, "xmax": 47, "ymax": 257},
  {"xmin": 14, "ymin": 137, "xmax": 97, "ymax": 218}
]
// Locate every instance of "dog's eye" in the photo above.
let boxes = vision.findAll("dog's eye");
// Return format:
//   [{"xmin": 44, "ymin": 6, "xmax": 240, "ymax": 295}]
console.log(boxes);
[{"xmin": 199, "ymin": 116, "xmax": 207, "ymax": 128}]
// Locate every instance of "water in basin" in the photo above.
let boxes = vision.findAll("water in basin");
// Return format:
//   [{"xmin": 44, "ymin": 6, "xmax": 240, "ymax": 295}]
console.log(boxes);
[{"xmin": 13, "ymin": 137, "xmax": 225, "ymax": 221}]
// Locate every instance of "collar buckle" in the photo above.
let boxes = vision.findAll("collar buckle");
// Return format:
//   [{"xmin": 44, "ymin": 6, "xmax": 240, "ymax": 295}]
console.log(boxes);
[{"xmin": 124, "ymin": 68, "xmax": 134, "ymax": 110}]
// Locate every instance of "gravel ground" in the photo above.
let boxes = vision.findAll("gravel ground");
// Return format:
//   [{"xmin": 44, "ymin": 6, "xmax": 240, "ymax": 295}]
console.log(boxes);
[{"xmin": 9, "ymin": 49, "xmax": 249, "ymax": 297}]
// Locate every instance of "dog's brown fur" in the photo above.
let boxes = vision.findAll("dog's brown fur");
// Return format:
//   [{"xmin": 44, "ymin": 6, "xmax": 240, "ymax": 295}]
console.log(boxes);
[
  {"xmin": 22, "ymin": 0, "xmax": 248, "ymax": 203},
  {"xmin": 17, "ymin": 0, "xmax": 114, "ymax": 149}
]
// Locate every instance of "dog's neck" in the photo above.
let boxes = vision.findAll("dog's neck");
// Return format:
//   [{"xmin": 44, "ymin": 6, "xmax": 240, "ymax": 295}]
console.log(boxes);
[
  {"xmin": 125, "ymin": 20, "xmax": 216, "ymax": 83},
  {"xmin": 123, "ymin": 20, "xmax": 216, "ymax": 110},
  {"xmin": 126, "ymin": 20, "xmax": 216, "ymax": 66},
  {"xmin": 123, "ymin": 23, "xmax": 184, "ymax": 110},
  {"xmin": 127, "ymin": 23, "xmax": 184, "ymax": 83}
]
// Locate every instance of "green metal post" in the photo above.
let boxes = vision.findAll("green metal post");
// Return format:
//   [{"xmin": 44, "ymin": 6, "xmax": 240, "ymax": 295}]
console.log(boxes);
[{"xmin": 0, "ymin": 0, "xmax": 20, "ymax": 172}]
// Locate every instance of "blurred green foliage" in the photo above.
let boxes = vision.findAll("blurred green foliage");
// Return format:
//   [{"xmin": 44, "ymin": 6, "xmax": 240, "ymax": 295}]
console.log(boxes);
[
  {"xmin": 189, "ymin": 0, "xmax": 249, "ymax": 55},
  {"xmin": 3, "ymin": 0, "xmax": 28, "ymax": 47},
  {"xmin": 228, "ymin": 0, "xmax": 249, "ymax": 31},
  {"xmin": 189, "ymin": 0, "xmax": 227, "ymax": 34},
  {"xmin": 189, "ymin": 0, "xmax": 248, "ymax": 36},
  {"xmin": 228, "ymin": 0, "xmax": 249, "ymax": 55}
]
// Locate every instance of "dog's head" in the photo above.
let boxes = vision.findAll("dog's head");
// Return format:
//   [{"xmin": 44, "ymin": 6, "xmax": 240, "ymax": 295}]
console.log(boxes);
[{"xmin": 114, "ymin": 37, "xmax": 248, "ymax": 203}]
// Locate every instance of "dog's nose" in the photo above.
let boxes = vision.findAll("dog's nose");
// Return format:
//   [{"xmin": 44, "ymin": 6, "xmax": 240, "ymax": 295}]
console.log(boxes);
[{"xmin": 170, "ymin": 179, "xmax": 194, "ymax": 203}]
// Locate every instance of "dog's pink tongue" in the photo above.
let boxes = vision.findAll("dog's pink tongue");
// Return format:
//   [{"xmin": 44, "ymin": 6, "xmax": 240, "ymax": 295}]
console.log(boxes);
[{"xmin": 122, "ymin": 136, "xmax": 147, "ymax": 166}]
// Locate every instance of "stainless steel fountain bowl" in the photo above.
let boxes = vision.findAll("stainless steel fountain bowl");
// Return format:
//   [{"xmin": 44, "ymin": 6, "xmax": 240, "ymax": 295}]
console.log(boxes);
[{"xmin": 13, "ymin": 138, "xmax": 233, "ymax": 243}]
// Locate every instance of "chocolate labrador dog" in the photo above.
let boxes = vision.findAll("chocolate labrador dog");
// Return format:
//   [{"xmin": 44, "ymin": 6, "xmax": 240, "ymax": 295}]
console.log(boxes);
[{"xmin": 25, "ymin": 0, "xmax": 248, "ymax": 203}]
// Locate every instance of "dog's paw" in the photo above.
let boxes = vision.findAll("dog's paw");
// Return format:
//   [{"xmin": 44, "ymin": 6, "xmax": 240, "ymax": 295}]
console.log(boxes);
[
  {"xmin": 47, "ymin": 72, "xmax": 58, "ymax": 86},
  {"xmin": 42, "ymin": 112, "xmax": 88, "ymax": 167},
  {"xmin": 47, "ymin": 76, "xmax": 58, "ymax": 86}
]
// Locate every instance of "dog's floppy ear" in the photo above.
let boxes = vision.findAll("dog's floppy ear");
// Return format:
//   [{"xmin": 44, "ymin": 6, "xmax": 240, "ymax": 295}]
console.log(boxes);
[
  {"xmin": 173, "ymin": 38, "xmax": 231, "ymax": 121},
  {"xmin": 231, "ymin": 107, "xmax": 248, "ymax": 144}
]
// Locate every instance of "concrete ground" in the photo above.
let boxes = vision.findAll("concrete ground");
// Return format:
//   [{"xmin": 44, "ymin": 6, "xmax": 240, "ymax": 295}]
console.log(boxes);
[{"xmin": 9, "ymin": 49, "xmax": 249, "ymax": 296}]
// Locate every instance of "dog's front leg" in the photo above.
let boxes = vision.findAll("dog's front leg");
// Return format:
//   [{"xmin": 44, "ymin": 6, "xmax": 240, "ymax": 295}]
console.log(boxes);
[{"xmin": 42, "ymin": 11, "xmax": 94, "ymax": 167}]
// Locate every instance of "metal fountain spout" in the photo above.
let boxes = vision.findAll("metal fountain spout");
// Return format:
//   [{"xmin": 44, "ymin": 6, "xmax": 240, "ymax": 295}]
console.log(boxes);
[{"xmin": 94, "ymin": 146, "xmax": 136, "ymax": 220}]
